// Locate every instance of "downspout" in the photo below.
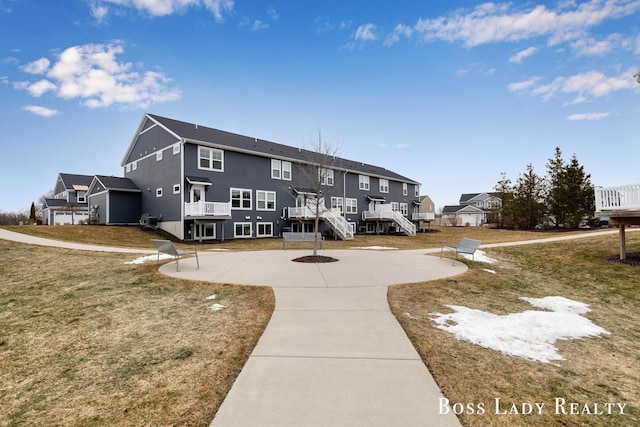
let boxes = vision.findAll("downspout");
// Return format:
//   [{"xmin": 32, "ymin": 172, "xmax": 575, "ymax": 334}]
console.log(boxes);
[{"xmin": 180, "ymin": 138, "xmax": 185, "ymax": 241}]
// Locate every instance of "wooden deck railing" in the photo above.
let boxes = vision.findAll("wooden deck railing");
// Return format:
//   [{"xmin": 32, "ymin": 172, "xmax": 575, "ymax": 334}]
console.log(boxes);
[
  {"xmin": 184, "ymin": 201, "xmax": 231, "ymax": 217},
  {"xmin": 594, "ymin": 184, "xmax": 640, "ymax": 212}
]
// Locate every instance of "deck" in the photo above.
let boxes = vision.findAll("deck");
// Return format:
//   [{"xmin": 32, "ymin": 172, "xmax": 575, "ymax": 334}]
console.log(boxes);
[{"xmin": 594, "ymin": 184, "xmax": 640, "ymax": 260}]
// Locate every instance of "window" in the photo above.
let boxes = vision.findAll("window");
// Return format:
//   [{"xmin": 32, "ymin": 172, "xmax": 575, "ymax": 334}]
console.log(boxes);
[
  {"xmin": 282, "ymin": 161, "xmax": 292, "ymax": 180},
  {"xmin": 415, "ymin": 185, "xmax": 420, "ymax": 197},
  {"xmin": 391, "ymin": 202, "xmax": 399, "ymax": 211},
  {"xmin": 271, "ymin": 159, "xmax": 281, "ymax": 179},
  {"xmin": 257, "ymin": 222, "xmax": 273, "ymax": 237},
  {"xmin": 379, "ymin": 178, "xmax": 389, "ymax": 193},
  {"xmin": 173, "ymin": 144, "xmax": 180, "ymax": 155},
  {"xmin": 319, "ymin": 168, "xmax": 334, "ymax": 186},
  {"xmin": 234, "ymin": 222, "xmax": 252, "ymax": 238},
  {"xmin": 173, "ymin": 184, "xmax": 181, "ymax": 194},
  {"xmin": 403, "ymin": 183, "xmax": 408, "ymax": 196},
  {"xmin": 231, "ymin": 188, "xmax": 252, "ymax": 210},
  {"xmin": 156, "ymin": 188, "xmax": 163, "ymax": 198},
  {"xmin": 271, "ymin": 159, "xmax": 292, "ymax": 180},
  {"xmin": 156, "ymin": 151, "xmax": 163, "ymax": 161},
  {"xmin": 400, "ymin": 203, "xmax": 408, "ymax": 215},
  {"xmin": 125, "ymin": 164, "xmax": 131, "ymax": 173},
  {"xmin": 132, "ymin": 161, "xmax": 137, "ymax": 171},
  {"xmin": 199, "ymin": 146, "xmax": 224, "ymax": 171},
  {"xmin": 77, "ymin": 191, "xmax": 86, "ymax": 203},
  {"xmin": 257, "ymin": 190, "xmax": 276, "ymax": 211},
  {"xmin": 359, "ymin": 175, "xmax": 370, "ymax": 190},
  {"xmin": 331, "ymin": 197, "xmax": 344, "ymax": 213},
  {"xmin": 346, "ymin": 198, "xmax": 357, "ymax": 214}
]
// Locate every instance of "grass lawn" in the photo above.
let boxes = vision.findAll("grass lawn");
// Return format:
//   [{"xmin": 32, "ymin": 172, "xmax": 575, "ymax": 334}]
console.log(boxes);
[
  {"xmin": 389, "ymin": 232, "xmax": 640, "ymax": 426},
  {"xmin": 0, "ymin": 238, "xmax": 274, "ymax": 426},
  {"xmin": 1, "ymin": 224, "xmax": 637, "ymax": 426}
]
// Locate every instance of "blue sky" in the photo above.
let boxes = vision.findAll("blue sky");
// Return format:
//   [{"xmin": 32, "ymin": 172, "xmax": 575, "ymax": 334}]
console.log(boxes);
[{"xmin": 1, "ymin": 0, "xmax": 639, "ymax": 213}]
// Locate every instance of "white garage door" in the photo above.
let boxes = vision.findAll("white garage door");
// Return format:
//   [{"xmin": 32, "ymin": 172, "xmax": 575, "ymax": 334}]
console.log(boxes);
[{"xmin": 53, "ymin": 211, "xmax": 89, "ymax": 225}]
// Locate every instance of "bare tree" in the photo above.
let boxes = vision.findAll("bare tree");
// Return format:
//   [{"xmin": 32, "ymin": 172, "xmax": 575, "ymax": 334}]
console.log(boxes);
[{"xmin": 296, "ymin": 131, "xmax": 344, "ymax": 256}]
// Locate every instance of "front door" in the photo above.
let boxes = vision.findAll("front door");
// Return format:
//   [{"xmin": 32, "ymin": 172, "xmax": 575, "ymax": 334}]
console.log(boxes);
[{"xmin": 190, "ymin": 185, "xmax": 205, "ymax": 203}]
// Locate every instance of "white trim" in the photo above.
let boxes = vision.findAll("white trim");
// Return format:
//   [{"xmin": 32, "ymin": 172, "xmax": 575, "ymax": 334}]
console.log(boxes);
[
  {"xmin": 379, "ymin": 178, "xmax": 389, "ymax": 193},
  {"xmin": 173, "ymin": 184, "xmax": 181, "ymax": 194},
  {"xmin": 257, "ymin": 222, "xmax": 273, "ymax": 237},
  {"xmin": 234, "ymin": 222, "xmax": 253, "ymax": 238},
  {"xmin": 230, "ymin": 188, "xmax": 252, "ymax": 210},
  {"xmin": 359, "ymin": 175, "xmax": 370, "ymax": 191},
  {"xmin": 256, "ymin": 190, "xmax": 276, "ymax": 211},
  {"xmin": 156, "ymin": 188, "xmax": 163, "ymax": 197},
  {"xmin": 156, "ymin": 151, "xmax": 163, "ymax": 161},
  {"xmin": 198, "ymin": 146, "xmax": 224, "ymax": 172}
]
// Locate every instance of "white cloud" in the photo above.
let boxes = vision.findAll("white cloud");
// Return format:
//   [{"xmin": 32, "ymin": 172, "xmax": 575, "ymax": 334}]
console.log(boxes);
[
  {"xmin": 570, "ymin": 33, "xmax": 622, "ymax": 56},
  {"xmin": 384, "ymin": 23, "xmax": 413, "ymax": 46},
  {"xmin": 14, "ymin": 42, "xmax": 181, "ymax": 109},
  {"xmin": 267, "ymin": 8, "xmax": 278, "ymax": 20},
  {"xmin": 518, "ymin": 69, "xmax": 636, "ymax": 103},
  {"xmin": 314, "ymin": 17, "xmax": 352, "ymax": 33},
  {"xmin": 22, "ymin": 105, "xmax": 59, "ymax": 117},
  {"xmin": 20, "ymin": 57, "xmax": 50, "ymax": 74},
  {"xmin": 567, "ymin": 112, "xmax": 610, "ymax": 120},
  {"xmin": 251, "ymin": 20, "xmax": 269, "ymax": 31},
  {"xmin": 509, "ymin": 46, "xmax": 538, "ymax": 63},
  {"xmin": 354, "ymin": 23, "xmax": 377, "ymax": 42},
  {"xmin": 508, "ymin": 76, "xmax": 542, "ymax": 92},
  {"xmin": 92, "ymin": 0, "xmax": 234, "ymax": 22},
  {"xmin": 413, "ymin": 0, "xmax": 640, "ymax": 47}
]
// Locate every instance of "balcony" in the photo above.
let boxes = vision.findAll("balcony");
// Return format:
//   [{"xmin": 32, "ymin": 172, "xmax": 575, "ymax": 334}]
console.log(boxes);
[
  {"xmin": 595, "ymin": 183, "xmax": 640, "ymax": 213},
  {"xmin": 185, "ymin": 201, "xmax": 231, "ymax": 218},
  {"xmin": 412, "ymin": 212, "xmax": 435, "ymax": 221},
  {"xmin": 594, "ymin": 183, "xmax": 640, "ymax": 261}
]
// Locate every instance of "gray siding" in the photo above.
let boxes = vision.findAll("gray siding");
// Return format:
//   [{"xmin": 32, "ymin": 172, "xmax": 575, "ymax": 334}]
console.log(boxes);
[
  {"xmin": 125, "ymin": 142, "xmax": 182, "ymax": 222},
  {"xmin": 123, "ymin": 120, "xmax": 180, "ymax": 165},
  {"xmin": 88, "ymin": 193, "xmax": 108, "ymax": 224},
  {"xmin": 108, "ymin": 192, "xmax": 141, "ymax": 224}
]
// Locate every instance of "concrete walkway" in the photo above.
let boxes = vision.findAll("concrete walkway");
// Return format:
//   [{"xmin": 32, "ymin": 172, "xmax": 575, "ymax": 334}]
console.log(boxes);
[
  {"xmin": 160, "ymin": 249, "xmax": 465, "ymax": 427},
  {"xmin": 3, "ymin": 227, "xmax": 635, "ymax": 426}
]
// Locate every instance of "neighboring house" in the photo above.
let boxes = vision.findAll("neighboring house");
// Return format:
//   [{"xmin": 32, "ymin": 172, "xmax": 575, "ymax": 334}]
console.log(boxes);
[
  {"xmin": 118, "ymin": 113, "xmax": 421, "ymax": 241},
  {"xmin": 441, "ymin": 192, "xmax": 501, "ymax": 226},
  {"xmin": 42, "ymin": 173, "xmax": 93, "ymax": 225},
  {"xmin": 87, "ymin": 175, "xmax": 142, "ymax": 225},
  {"xmin": 414, "ymin": 195, "xmax": 436, "ymax": 231}
]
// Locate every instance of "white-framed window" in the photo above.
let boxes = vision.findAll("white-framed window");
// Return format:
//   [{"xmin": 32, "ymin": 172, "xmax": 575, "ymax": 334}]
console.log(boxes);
[
  {"xmin": 271, "ymin": 159, "xmax": 292, "ymax": 181},
  {"xmin": 400, "ymin": 203, "xmax": 408, "ymax": 215},
  {"xmin": 391, "ymin": 202, "xmax": 399, "ymax": 211},
  {"xmin": 194, "ymin": 223, "xmax": 216, "ymax": 239},
  {"xmin": 403, "ymin": 183, "xmax": 408, "ymax": 196},
  {"xmin": 173, "ymin": 184, "xmax": 181, "ymax": 194},
  {"xmin": 331, "ymin": 197, "xmax": 344, "ymax": 213},
  {"xmin": 231, "ymin": 188, "xmax": 252, "ymax": 210},
  {"xmin": 173, "ymin": 144, "xmax": 181, "ymax": 155},
  {"xmin": 234, "ymin": 222, "xmax": 252, "ymax": 238},
  {"xmin": 257, "ymin": 190, "xmax": 276, "ymax": 211},
  {"xmin": 359, "ymin": 175, "xmax": 370, "ymax": 190},
  {"xmin": 199, "ymin": 146, "xmax": 224, "ymax": 171},
  {"xmin": 319, "ymin": 168, "xmax": 334, "ymax": 186},
  {"xmin": 271, "ymin": 159, "xmax": 281, "ymax": 179},
  {"xmin": 77, "ymin": 191, "xmax": 86, "ymax": 203},
  {"xmin": 125, "ymin": 164, "xmax": 131, "ymax": 173},
  {"xmin": 257, "ymin": 222, "xmax": 273, "ymax": 237},
  {"xmin": 379, "ymin": 178, "xmax": 389, "ymax": 193},
  {"xmin": 415, "ymin": 185, "xmax": 420, "ymax": 197},
  {"xmin": 282, "ymin": 161, "xmax": 292, "ymax": 180},
  {"xmin": 132, "ymin": 161, "xmax": 137, "ymax": 171},
  {"xmin": 156, "ymin": 151, "xmax": 163, "ymax": 161},
  {"xmin": 346, "ymin": 198, "xmax": 357, "ymax": 214},
  {"xmin": 156, "ymin": 188, "xmax": 163, "ymax": 198}
]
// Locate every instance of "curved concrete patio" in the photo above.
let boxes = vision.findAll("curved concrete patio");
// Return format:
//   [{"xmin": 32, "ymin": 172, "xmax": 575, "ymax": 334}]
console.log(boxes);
[{"xmin": 161, "ymin": 249, "xmax": 465, "ymax": 427}]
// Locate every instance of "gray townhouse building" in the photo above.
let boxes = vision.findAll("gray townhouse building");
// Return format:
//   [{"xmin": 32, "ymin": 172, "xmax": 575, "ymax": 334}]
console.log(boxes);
[
  {"xmin": 84, "ymin": 113, "xmax": 422, "ymax": 241},
  {"xmin": 42, "ymin": 173, "xmax": 93, "ymax": 225}
]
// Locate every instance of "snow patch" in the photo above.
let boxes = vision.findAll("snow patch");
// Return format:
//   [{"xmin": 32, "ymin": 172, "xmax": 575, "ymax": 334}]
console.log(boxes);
[
  {"xmin": 350, "ymin": 246, "xmax": 398, "ymax": 250},
  {"xmin": 125, "ymin": 254, "xmax": 173, "ymax": 264},
  {"xmin": 464, "ymin": 250, "xmax": 497, "ymax": 264},
  {"xmin": 429, "ymin": 296, "xmax": 610, "ymax": 364},
  {"xmin": 209, "ymin": 303, "xmax": 226, "ymax": 311}
]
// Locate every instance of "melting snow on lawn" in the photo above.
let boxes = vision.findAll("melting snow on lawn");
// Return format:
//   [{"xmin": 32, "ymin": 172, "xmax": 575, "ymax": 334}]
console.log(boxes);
[
  {"xmin": 125, "ymin": 254, "xmax": 173, "ymax": 264},
  {"xmin": 206, "ymin": 295, "xmax": 226, "ymax": 311},
  {"xmin": 351, "ymin": 246, "xmax": 398, "ymax": 250},
  {"xmin": 463, "ymin": 250, "xmax": 498, "ymax": 264},
  {"xmin": 429, "ymin": 296, "xmax": 610, "ymax": 364}
]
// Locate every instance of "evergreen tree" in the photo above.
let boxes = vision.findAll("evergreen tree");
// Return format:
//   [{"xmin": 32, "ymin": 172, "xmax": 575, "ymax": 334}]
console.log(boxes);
[
  {"xmin": 513, "ymin": 164, "xmax": 547, "ymax": 229},
  {"xmin": 546, "ymin": 148, "xmax": 594, "ymax": 228},
  {"xmin": 493, "ymin": 172, "xmax": 515, "ymax": 229}
]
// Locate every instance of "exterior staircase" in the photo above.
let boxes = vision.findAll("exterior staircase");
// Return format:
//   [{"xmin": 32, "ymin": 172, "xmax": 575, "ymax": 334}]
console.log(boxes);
[
  {"xmin": 389, "ymin": 211, "xmax": 416, "ymax": 236},
  {"xmin": 321, "ymin": 208, "xmax": 354, "ymax": 240}
]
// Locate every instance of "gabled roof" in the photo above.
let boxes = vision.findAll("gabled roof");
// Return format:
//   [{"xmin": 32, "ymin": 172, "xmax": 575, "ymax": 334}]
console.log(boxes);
[
  {"xmin": 43, "ymin": 198, "xmax": 69, "ymax": 208},
  {"xmin": 442, "ymin": 204, "xmax": 485, "ymax": 214},
  {"xmin": 123, "ymin": 114, "xmax": 419, "ymax": 185},
  {"xmin": 89, "ymin": 176, "xmax": 141, "ymax": 194},
  {"xmin": 459, "ymin": 192, "xmax": 498, "ymax": 204},
  {"xmin": 58, "ymin": 173, "xmax": 94, "ymax": 190}
]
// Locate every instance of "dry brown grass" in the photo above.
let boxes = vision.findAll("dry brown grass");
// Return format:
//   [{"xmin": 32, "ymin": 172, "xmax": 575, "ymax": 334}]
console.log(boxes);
[
  {"xmin": 0, "ymin": 240, "xmax": 274, "ymax": 427},
  {"xmin": 4, "ymin": 224, "xmax": 606, "ymax": 251},
  {"xmin": 389, "ymin": 232, "xmax": 640, "ymax": 426}
]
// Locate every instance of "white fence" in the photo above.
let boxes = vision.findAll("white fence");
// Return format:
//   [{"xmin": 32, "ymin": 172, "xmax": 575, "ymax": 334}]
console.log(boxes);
[{"xmin": 594, "ymin": 184, "xmax": 640, "ymax": 212}]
